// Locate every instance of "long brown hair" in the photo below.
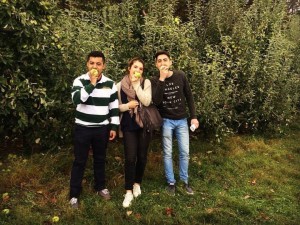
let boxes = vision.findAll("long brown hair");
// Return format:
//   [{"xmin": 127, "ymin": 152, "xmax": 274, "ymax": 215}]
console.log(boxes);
[{"xmin": 126, "ymin": 57, "xmax": 145, "ymax": 75}]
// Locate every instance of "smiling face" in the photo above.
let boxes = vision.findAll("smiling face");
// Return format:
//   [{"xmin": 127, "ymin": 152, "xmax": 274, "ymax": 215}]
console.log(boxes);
[{"xmin": 128, "ymin": 60, "xmax": 144, "ymax": 79}]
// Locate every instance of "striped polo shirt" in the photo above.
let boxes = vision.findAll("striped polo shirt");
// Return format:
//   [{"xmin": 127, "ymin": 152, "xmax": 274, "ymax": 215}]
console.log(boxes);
[{"xmin": 71, "ymin": 73, "xmax": 119, "ymax": 130}]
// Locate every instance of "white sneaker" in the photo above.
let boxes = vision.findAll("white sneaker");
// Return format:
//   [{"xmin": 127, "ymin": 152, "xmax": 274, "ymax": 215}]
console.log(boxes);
[
  {"xmin": 69, "ymin": 197, "xmax": 78, "ymax": 208},
  {"xmin": 122, "ymin": 192, "xmax": 134, "ymax": 208},
  {"xmin": 133, "ymin": 183, "xmax": 141, "ymax": 197}
]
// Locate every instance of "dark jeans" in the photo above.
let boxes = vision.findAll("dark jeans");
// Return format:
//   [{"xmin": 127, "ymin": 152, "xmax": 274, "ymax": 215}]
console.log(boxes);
[
  {"xmin": 123, "ymin": 129, "xmax": 151, "ymax": 190},
  {"xmin": 70, "ymin": 124, "xmax": 109, "ymax": 198}
]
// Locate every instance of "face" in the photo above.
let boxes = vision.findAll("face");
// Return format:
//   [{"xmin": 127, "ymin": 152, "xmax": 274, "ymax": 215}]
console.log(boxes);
[
  {"xmin": 86, "ymin": 57, "xmax": 105, "ymax": 75},
  {"xmin": 128, "ymin": 60, "xmax": 144, "ymax": 78},
  {"xmin": 155, "ymin": 54, "xmax": 172, "ymax": 70}
]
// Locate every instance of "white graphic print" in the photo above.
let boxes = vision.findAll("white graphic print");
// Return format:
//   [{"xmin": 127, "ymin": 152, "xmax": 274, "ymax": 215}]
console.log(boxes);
[{"xmin": 163, "ymin": 82, "xmax": 182, "ymax": 109}]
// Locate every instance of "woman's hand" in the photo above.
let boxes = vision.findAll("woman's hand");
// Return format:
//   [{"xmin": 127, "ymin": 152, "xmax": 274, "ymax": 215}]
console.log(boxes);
[
  {"xmin": 127, "ymin": 100, "xmax": 139, "ymax": 109},
  {"xmin": 130, "ymin": 72, "xmax": 141, "ymax": 83}
]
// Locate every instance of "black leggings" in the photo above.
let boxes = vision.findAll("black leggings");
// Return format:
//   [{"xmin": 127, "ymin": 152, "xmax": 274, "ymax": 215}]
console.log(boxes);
[{"xmin": 123, "ymin": 129, "xmax": 151, "ymax": 190}]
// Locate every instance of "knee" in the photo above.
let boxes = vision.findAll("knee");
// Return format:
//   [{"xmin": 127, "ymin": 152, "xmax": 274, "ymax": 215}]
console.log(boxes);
[
  {"xmin": 93, "ymin": 154, "xmax": 106, "ymax": 162},
  {"xmin": 138, "ymin": 156, "xmax": 147, "ymax": 166},
  {"xmin": 179, "ymin": 151, "xmax": 189, "ymax": 159},
  {"xmin": 163, "ymin": 151, "xmax": 173, "ymax": 158},
  {"xmin": 73, "ymin": 159, "xmax": 86, "ymax": 167},
  {"xmin": 125, "ymin": 156, "xmax": 136, "ymax": 165}
]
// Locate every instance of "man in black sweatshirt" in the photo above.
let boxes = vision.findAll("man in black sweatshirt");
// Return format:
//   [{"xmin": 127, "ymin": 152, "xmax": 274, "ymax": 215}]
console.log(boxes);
[{"xmin": 151, "ymin": 50, "xmax": 199, "ymax": 196}]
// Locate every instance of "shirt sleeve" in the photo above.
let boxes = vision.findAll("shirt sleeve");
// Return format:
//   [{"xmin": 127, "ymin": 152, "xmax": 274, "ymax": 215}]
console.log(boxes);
[
  {"xmin": 151, "ymin": 76, "xmax": 165, "ymax": 106},
  {"xmin": 71, "ymin": 76, "xmax": 95, "ymax": 105},
  {"xmin": 182, "ymin": 72, "xmax": 197, "ymax": 119},
  {"xmin": 133, "ymin": 79, "xmax": 152, "ymax": 107},
  {"xmin": 109, "ymin": 82, "xmax": 120, "ymax": 131}
]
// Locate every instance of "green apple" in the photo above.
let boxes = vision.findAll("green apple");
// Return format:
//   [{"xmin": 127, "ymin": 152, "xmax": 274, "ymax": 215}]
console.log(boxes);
[
  {"xmin": 90, "ymin": 69, "xmax": 98, "ymax": 77},
  {"xmin": 2, "ymin": 209, "xmax": 10, "ymax": 214},
  {"xmin": 2, "ymin": 193, "xmax": 9, "ymax": 198},
  {"xmin": 134, "ymin": 72, "xmax": 141, "ymax": 78},
  {"xmin": 174, "ymin": 17, "xmax": 180, "ymax": 25},
  {"xmin": 52, "ymin": 216, "xmax": 60, "ymax": 223},
  {"xmin": 160, "ymin": 66, "xmax": 168, "ymax": 71},
  {"xmin": 2, "ymin": 193, "xmax": 9, "ymax": 201}
]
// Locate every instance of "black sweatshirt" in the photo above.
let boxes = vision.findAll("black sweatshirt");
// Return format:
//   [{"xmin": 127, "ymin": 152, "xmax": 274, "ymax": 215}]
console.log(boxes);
[{"xmin": 151, "ymin": 70, "xmax": 197, "ymax": 120}]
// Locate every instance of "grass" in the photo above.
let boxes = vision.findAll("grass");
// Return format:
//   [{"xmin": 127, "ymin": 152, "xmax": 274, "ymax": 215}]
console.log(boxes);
[{"xmin": 0, "ymin": 121, "xmax": 299, "ymax": 225}]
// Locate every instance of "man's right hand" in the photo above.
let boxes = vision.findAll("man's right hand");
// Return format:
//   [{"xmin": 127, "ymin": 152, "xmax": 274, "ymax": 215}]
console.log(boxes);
[
  {"xmin": 159, "ymin": 66, "xmax": 169, "ymax": 81},
  {"xmin": 89, "ymin": 71, "xmax": 98, "ymax": 86}
]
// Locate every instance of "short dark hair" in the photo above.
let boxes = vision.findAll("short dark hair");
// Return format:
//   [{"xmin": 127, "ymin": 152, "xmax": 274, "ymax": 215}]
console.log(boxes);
[
  {"xmin": 154, "ymin": 50, "xmax": 170, "ymax": 61},
  {"xmin": 87, "ymin": 51, "xmax": 106, "ymax": 63}
]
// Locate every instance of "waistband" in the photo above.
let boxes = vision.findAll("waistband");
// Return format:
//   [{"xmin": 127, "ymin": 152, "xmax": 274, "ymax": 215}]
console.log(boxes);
[{"xmin": 75, "ymin": 124, "xmax": 107, "ymax": 128}]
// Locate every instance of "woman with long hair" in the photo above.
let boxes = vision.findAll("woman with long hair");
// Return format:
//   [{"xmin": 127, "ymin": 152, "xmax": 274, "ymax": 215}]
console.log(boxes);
[{"xmin": 117, "ymin": 57, "xmax": 152, "ymax": 208}]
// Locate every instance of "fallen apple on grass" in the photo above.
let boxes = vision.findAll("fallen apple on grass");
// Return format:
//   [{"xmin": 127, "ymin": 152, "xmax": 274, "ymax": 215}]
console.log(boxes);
[
  {"xmin": 52, "ymin": 216, "xmax": 60, "ymax": 223},
  {"xmin": 2, "ymin": 192, "xmax": 9, "ymax": 201},
  {"xmin": 2, "ymin": 209, "xmax": 10, "ymax": 214}
]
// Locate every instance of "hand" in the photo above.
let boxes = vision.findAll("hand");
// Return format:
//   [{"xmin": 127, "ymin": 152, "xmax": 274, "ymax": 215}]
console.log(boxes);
[
  {"xmin": 130, "ymin": 75, "xmax": 139, "ymax": 83},
  {"xmin": 191, "ymin": 118, "xmax": 199, "ymax": 129},
  {"xmin": 109, "ymin": 130, "xmax": 116, "ymax": 141},
  {"xmin": 130, "ymin": 72, "xmax": 141, "ymax": 83},
  {"xmin": 127, "ymin": 100, "xmax": 139, "ymax": 109},
  {"xmin": 159, "ymin": 66, "xmax": 169, "ymax": 81},
  {"xmin": 89, "ymin": 69, "xmax": 99, "ymax": 85}
]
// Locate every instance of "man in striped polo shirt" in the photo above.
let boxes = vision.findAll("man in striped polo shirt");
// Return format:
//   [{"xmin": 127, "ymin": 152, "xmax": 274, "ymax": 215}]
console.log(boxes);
[{"xmin": 69, "ymin": 51, "xmax": 119, "ymax": 208}]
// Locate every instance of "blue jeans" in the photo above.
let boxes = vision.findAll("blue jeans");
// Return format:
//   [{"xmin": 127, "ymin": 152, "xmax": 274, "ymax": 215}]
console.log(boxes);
[{"xmin": 162, "ymin": 118, "xmax": 190, "ymax": 184}]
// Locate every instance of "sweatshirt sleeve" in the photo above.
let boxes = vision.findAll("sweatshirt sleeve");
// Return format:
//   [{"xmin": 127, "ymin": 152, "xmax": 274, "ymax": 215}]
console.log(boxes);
[
  {"xmin": 151, "ymin": 76, "xmax": 165, "ymax": 106},
  {"xmin": 132, "ymin": 79, "xmax": 152, "ymax": 106},
  {"xmin": 109, "ymin": 82, "xmax": 120, "ymax": 131},
  {"xmin": 182, "ymin": 73, "xmax": 197, "ymax": 119}
]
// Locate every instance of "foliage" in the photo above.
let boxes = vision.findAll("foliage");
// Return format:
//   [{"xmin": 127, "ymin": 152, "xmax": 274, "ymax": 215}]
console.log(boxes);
[
  {"xmin": 229, "ymin": 0, "xmax": 299, "ymax": 134},
  {"xmin": 96, "ymin": 0, "xmax": 146, "ymax": 81},
  {"xmin": 0, "ymin": 0, "xmax": 299, "ymax": 151},
  {"xmin": 183, "ymin": 0, "xmax": 300, "ymax": 139},
  {"xmin": 288, "ymin": 14, "xmax": 300, "ymax": 75},
  {"xmin": 0, "ymin": 0, "xmax": 58, "ymax": 151}
]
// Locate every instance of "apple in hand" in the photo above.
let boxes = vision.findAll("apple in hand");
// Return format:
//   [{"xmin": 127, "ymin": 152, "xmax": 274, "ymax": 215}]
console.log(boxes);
[
  {"xmin": 160, "ymin": 66, "xmax": 168, "ymax": 71},
  {"xmin": 134, "ymin": 72, "xmax": 141, "ymax": 78},
  {"xmin": 90, "ymin": 69, "xmax": 99, "ymax": 77}
]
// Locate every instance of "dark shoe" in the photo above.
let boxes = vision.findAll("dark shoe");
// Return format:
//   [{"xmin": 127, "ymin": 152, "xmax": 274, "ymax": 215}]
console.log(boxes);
[
  {"xmin": 184, "ymin": 184, "xmax": 194, "ymax": 195},
  {"xmin": 165, "ymin": 184, "xmax": 176, "ymax": 196},
  {"xmin": 69, "ymin": 197, "xmax": 79, "ymax": 209},
  {"xmin": 97, "ymin": 188, "xmax": 111, "ymax": 200}
]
